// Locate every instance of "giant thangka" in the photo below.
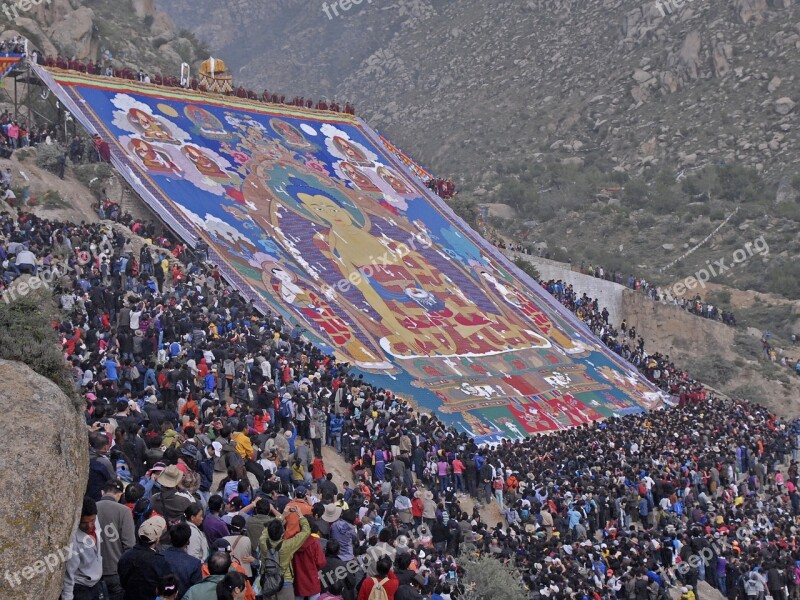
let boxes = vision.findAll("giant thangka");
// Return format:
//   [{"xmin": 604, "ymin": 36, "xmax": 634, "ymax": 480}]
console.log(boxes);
[{"xmin": 36, "ymin": 66, "xmax": 666, "ymax": 443}]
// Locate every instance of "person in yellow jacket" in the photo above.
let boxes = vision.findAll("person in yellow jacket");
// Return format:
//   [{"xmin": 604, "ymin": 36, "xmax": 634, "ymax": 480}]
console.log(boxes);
[
  {"xmin": 680, "ymin": 586, "xmax": 696, "ymax": 600},
  {"xmin": 259, "ymin": 508, "xmax": 310, "ymax": 600},
  {"xmin": 291, "ymin": 459, "xmax": 307, "ymax": 487},
  {"xmin": 231, "ymin": 422, "xmax": 255, "ymax": 460}
]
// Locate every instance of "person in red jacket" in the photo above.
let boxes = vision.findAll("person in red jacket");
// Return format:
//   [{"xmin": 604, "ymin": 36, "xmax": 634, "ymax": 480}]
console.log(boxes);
[
  {"xmin": 292, "ymin": 525, "xmax": 326, "ymax": 599},
  {"xmin": 311, "ymin": 455, "xmax": 327, "ymax": 488},
  {"xmin": 357, "ymin": 556, "xmax": 398, "ymax": 600},
  {"xmin": 411, "ymin": 491, "xmax": 424, "ymax": 526}
]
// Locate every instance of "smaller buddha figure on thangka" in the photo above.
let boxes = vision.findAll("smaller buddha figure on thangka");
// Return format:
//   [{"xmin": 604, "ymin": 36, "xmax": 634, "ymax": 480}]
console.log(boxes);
[
  {"xmin": 128, "ymin": 138, "xmax": 183, "ymax": 178},
  {"xmin": 127, "ymin": 108, "xmax": 179, "ymax": 145}
]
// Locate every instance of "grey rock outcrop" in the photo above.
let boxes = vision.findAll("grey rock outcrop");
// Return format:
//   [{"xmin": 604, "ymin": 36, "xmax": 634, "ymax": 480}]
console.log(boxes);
[
  {"xmin": 156, "ymin": 0, "xmax": 800, "ymax": 187},
  {"xmin": 0, "ymin": 359, "xmax": 87, "ymax": 600}
]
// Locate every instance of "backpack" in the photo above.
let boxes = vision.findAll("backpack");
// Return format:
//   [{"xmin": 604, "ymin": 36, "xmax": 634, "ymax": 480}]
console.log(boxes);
[
  {"xmin": 280, "ymin": 399, "xmax": 291, "ymax": 418},
  {"xmin": 154, "ymin": 494, "xmax": 183, "ymax": 531},
  {"xmin": 368, "ymin": 577, "xmax": 390, "ymax": 600},
  {"xmin": 133, "ymin": 497, "xmax": 152, "ymax": 528},
  {"xmin": 259, "ymin": 541, "xmax": 284, "ymax": 597},
  {"xmin": 744, "ymin": 578, "xmax": 759, "ymax": 597}
]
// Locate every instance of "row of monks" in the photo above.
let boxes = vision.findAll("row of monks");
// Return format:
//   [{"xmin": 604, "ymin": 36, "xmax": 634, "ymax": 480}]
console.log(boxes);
[
  {"xmin": 41, "ymin": 56, "xmax": 357, "ymax": 115},
  {"xmin": 426, "ymin": 177, "xmax": 457, "ymax": 199}
]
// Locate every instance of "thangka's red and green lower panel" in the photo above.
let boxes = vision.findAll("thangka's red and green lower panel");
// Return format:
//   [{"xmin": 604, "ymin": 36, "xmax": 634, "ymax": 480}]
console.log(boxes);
[{"xmin": 37, "ymin": 66, "xmax": 665, "ymax": 443}]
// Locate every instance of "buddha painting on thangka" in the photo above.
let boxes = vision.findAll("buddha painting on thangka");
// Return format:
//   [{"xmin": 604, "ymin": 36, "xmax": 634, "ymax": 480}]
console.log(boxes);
[
  {"xmin": 128, "ymin": 138, "xmax": 183, "ymax": 178},
  {"xmin": 236, "ymin": 151, "xmax": 554, "ymax": 362},
  {"xmin": 41, "ymin": 69, "xmax": 667, "ymax": 440},
  {"xmin": 213, "ymin": 116, "xmax": 622, "ymax": 419}
]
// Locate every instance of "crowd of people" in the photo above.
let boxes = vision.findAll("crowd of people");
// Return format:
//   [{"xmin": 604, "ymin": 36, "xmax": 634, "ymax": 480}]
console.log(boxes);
[
  {"xmin": 495, "ymin": 242, "xmax": 738, "ymax": 328},
  {"xmin": 2, "ymin": 31, "xmax": 798, "ymax": 600},
  {"xmin": 0, "ymin": 203, "xmax": 791, "ymax": 600},
  {"xmin": 424, "ymin": 178, "xmax": 457, "ymax": 200},
  {"xmin": 0, "ymin": 36, "xmax": 26, "ymax": 55},
  {"xmin": 539, "ymin": 278, "xmax": 711, "ymax": 403},
  {"xmin": 0, "ymin": 126, "xmax": 794, "ymax": 600},
  {"xmin": 0, "ymin": 169, "xmax": 797, "ymax": 600},
  {"xmin": 672, "ymin": 296, "xmax": 737, "ymax": 326},
  {"xmin": 0, "ymin": 110, "xmax": 56, "ymax": 158},
  {"xmin": 575, "ymin": 263, "xmax": 738, "ymax": 327}
]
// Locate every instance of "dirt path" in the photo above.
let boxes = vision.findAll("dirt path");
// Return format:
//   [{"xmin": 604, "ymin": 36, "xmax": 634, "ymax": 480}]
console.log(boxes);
[
  {"xmin": 319, "ymin": 445, "xmax": 504, "ymax": 525},
  {"xmin": 208, "ymin": 443, "xmax": 504, "ymax": 526}
]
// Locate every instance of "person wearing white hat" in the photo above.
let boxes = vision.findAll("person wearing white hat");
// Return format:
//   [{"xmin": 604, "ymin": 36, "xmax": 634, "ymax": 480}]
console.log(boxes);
[
  {"xmin": 322, "ymin": 503, "xmax": 343, "ymax": 524},
  {"xmin": 118, "ymin": 515, "xmax": 171, "ymax": 598}
]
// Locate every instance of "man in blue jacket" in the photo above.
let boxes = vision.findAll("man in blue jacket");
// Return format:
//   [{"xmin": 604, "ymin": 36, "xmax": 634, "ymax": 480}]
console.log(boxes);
[{"xmin": 162, "ymin": 523, "xmax": 202, "ymax": 598}]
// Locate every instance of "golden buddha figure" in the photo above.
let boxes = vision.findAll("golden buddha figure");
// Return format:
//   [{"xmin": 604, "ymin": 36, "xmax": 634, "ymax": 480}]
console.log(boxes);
[{"xmin": 293, "ymin": 191, "xmax": 545, "ymax": 358}]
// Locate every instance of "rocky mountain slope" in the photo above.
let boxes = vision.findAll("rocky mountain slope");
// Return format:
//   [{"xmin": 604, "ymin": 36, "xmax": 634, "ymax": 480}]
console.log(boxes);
[
  {"xmin": 158, "ymin": 0, "xmax": 800, "ymax": 183},
  {"xmin": 0, "ymin": 0, "xmax": 204, "ymax": 76}
]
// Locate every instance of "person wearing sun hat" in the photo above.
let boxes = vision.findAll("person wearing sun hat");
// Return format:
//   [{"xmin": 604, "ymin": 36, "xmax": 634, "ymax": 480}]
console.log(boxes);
[
  {"xmin": 322, "ymin": 503, "xmax": 343, "ymax": 525},
  {"xmin": 149, "ymin": 464, "xmax": 194, "ymax": 541},
  {"xmin": 118, "ymin": 515, "xmax": 171, "ymax": 599}
]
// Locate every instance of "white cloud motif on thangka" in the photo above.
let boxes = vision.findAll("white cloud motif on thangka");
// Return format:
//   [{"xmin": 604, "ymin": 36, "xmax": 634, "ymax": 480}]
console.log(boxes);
[
  {"xmin": 111, "ymin": 94, "xmax": 191, "ymax": 144},
  {"xmin": 321, "ymin": 124, "xmax": 379, "ymax": 167},
  {"xmin": 224, "ymin": 114, "xmax": 245, "ymax": 128},
  {"xmin": 120, "ymin": 135, "xmax": 239, "ymax": 196},
  {"xmin": 174, "ymin": 204, "xmax": 248, "ymax": 246}
]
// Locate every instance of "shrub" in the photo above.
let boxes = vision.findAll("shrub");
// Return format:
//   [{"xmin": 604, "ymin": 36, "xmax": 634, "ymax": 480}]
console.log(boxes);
[
  {"xmin": 452, "ymin": 199, "xmax": 480, "ymax": 228},
  {"xmin": 40, "ymin": 190, "xmax": 70, "ymax": 209},
  {"xmin": 636, "ymin": 214, "xmax": 656, "ymax": 229},
  {"xmin": 513, "ymin": 257, "xmax": 540, "ymax": 280},
  {"xmin": 36, "ymin": 142, "xmax": 71, "ymax": 175},
  {"xmin": 708, "ymin": 289, "xmax": 732, "ymax": 307},
  {"xmin": 714, "ymin": 164, "xmax": 763, "ymax": 202},
  {"xmin": 459, "ymin": 555, "xmax": 527, "ymax": 600},
  {"xmin": 729, "ymin": 384, "xmax": 767, "ymax": 404},
  {"xmin": 691, "ymin": 354, "xmax": 737, "ymax": 389},
  {"xmin": 13, "ymin": 148, "xmax": 32, "ymax": 161},
  {"xmin": 764, "ymin": 261, "xmax": 800, "ymax": 300},
  {"xmin": 74, "ymin": 162, "xmax": 115, "ymax": 200},
  {"xmin": 623, "ymin": 178, "xmax": 648, "ymax": 207},
  {"xmin": 0, "ymin": 289, "xmax": 80, "ymax": 410}
]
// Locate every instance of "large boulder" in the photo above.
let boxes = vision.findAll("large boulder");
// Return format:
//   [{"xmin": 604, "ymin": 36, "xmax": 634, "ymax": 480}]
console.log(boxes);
[
  {"xmin": 0, "ymin": 359, "xmax": 87, "ymax": 600},
  {"xmin": 45, "ymin": 6, "xmax": 96, "ymax": 60}
]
